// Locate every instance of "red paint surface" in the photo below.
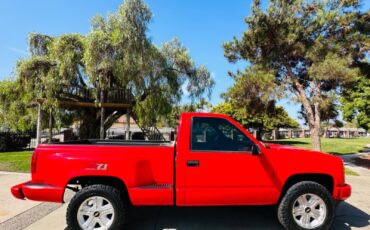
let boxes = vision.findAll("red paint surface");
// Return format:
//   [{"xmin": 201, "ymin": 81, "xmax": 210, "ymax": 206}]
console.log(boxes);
[{"xmin": 11, "ymin": 112, "xmax": 351, "ymax": 206}]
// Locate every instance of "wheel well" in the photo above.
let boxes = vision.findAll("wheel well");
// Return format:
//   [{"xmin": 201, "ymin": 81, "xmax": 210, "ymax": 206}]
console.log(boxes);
[
  {"xmin": 67, "ymin": 176, "xmax": 130, "ymax": 204},
  {"xmin": 280, "ymin": 174, "xmax": 334, "ymax": 198}
]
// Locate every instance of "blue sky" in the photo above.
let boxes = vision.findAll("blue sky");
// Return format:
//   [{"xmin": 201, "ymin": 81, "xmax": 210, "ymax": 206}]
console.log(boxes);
[{"xmin": 0, "ymin": 0, "xmax": 369, "ymax": 124}]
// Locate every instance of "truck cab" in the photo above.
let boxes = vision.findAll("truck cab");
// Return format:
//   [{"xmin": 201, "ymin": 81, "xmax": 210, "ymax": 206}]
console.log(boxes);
[{"xmin": 175, "ymin": 113, "xmax": 277, "ymax": 206}]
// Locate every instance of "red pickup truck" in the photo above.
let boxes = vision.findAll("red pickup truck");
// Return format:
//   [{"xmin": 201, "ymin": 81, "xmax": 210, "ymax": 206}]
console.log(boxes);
[{"xmin": 11, "ymin": 112, "xmax": 350, "ymax": 230}]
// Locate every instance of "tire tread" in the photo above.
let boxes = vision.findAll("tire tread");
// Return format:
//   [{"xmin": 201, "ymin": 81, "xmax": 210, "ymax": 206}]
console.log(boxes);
[
  {"xmin": 277, "ymin": 181, "xmax": 334, "ymax": 230},
  {"xmin": 66, "ymin": 184, "xmax": 127, "ymax": 230}
]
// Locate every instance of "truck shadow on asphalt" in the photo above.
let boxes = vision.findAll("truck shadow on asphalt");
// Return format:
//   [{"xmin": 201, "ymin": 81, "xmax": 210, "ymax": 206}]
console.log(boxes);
[
  {"xmin": 333, "ymin": 202, "xmax": 370, "ymax": 229},
  {"xmin": 124, "ymin": 202, "xmax": 369, "ymax": 230},
  {"xmin": 127, "ymin": 205, "xmax": 282, "ymax": 230}
]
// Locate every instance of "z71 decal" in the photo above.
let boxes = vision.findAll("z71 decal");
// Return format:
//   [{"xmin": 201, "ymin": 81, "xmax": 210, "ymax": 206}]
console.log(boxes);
[{"xmin": 86, "ymin": 163, "xmax": 108, "ymax": 171}]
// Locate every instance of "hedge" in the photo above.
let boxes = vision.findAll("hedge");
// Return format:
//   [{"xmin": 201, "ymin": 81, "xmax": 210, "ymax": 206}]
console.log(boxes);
[{"xmin": 0, "ymin": 132, "xmax": 31, "ymax": 152}]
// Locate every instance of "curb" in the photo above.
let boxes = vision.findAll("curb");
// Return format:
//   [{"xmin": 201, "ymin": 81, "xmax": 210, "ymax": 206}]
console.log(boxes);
[{"xmin": 0, "ymin": 171, "xmax": 30, "ymax": 176}]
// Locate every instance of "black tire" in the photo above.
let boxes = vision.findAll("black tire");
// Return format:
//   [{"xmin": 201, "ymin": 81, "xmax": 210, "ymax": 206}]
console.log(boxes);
[
  {"xmin": 277, "ymin": 181, "xmax": 335, "ymax": 230},
  {"xmin": 66, "ymin": 184, "xmax": 127, "ymax": 230}
]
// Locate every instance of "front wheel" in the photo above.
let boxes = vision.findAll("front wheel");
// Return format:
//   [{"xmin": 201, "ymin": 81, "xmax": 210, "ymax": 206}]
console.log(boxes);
[
  {"xmin": 277, "ymin": 181, "xmax": 335, "ymax": 230},
  {"xmin": 66, "ymin": 184, "xmax": 127, "ymax": 230}
]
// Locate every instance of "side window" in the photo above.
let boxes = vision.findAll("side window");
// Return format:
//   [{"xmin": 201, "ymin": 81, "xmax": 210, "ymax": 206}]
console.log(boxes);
[{"xmin": 191, "ymin": 117, "xmax": 254, "ymax": 152}]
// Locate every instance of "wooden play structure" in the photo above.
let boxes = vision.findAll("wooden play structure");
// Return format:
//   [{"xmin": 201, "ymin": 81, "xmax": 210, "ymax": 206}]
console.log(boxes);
[{"xmin": 35, "ymin": 85, "xmax": 164, "ymax": 145}]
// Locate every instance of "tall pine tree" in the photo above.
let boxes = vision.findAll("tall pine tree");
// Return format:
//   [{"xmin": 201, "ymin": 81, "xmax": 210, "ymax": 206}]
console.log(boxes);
[{"xmin": 224, "ymin": 0, "xmax": 368, "ymax": 150}]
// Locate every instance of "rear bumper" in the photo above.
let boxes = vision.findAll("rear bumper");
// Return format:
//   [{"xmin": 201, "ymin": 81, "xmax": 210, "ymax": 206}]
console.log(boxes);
[
  {"xmin": 11, "ymin": 181, "xmax": 64, "ymax": 203},
  {"xmin": 333, "ymin": 183, "xmax": 351, "ymax": 201}
]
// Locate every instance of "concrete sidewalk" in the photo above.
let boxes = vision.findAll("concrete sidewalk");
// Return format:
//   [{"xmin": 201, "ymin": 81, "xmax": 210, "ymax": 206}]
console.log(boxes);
[
  {"xmin": 0, "ymin": 171, "xmax": 62, "ymax": 230},
  {"xmin": 0, "ymin": 171, "xmax": 40, "ymax": 223},
  {"xmin": 332, "ymin": 166, "xmax": 370, "ymax": 229}
]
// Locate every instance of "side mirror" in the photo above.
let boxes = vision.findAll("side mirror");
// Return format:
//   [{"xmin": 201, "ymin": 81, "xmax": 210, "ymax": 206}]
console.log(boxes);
[{"xmin": 252, "ymin": 144, "xmax": 260, "ymax": 156}]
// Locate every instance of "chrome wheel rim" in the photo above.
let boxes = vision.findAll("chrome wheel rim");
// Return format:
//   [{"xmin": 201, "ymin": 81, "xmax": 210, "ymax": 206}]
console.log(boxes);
[
  {"xmin": 77, "ymin": 196, "xmax": 115, "ymax": 230},
  {"xmin": 292, "ymin": 193, "xmax": 327, "ymax": 229}
]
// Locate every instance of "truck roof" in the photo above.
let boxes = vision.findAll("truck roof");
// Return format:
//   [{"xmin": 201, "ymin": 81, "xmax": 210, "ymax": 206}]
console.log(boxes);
[{"xmin": 180, "ymin": 112, "xmax": 229, "ymax": 117}]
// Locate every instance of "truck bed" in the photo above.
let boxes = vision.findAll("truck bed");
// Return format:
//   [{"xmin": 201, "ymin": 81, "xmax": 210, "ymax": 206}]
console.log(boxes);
[{"xmin": 33, "ymin": 139, "xmax": 176, "ymax": 205}]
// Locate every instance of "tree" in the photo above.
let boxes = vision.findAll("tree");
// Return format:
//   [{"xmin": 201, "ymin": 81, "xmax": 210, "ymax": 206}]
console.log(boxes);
[
  {"xmin": 0, "ymin": 79, "xmax": 37, "ymax": 132},
  {"xmin": 224, "ymin": 0, "xmax": 368, "ymax": 150},
  {"xmin": 341, "ymin": 61, "xmax": 370, "ymax": 131},
  {"xmin": 298, "ymin": 97, "xmax": 339, "ymax": 125},
  {"xmin": 213, "ymin": 64, "xmax": 298, "ymax": 139},
  {"xmin": 15, "ymin": 33, "xmax": 84, "ymax": 141},
  {"xmin": 298, "ymin": 99, "xmax": 342, "ymax": 137},
  {"xmin": 1, "ymin": 0, "xmax": 214, "ymax": 139},
  {"xmin": 84, "ymin": 0, "xmax": 214, "ymax": 137},
  {"xmin": 212, "ymin": 102, "xmax": 299, "ymax": 139},
  {"xmin": 166, "ymin": 99, "xmax": 212, "ymax": 128},
  {"xmin": 340, "ymin": 7, "xmax": 370, "ymax": 131}
]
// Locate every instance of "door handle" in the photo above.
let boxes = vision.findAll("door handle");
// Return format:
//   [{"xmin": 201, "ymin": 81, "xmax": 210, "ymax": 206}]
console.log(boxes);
[{"xmin": 187, "ymin": 160, "xmax": 200, "ymax": 167}]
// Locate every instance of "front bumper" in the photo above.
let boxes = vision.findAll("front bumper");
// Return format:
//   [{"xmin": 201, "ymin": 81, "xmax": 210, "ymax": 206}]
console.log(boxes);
[
  {"xmin": 333, "ymin": 183, "xmax": 351, "ymax": 201},
  {"xmin": 11, "ymin": 181, "xmax": 64, "ymax": 203}
]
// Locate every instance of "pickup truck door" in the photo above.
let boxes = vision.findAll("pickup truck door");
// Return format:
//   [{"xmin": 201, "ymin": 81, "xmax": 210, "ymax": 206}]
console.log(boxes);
[{"xmin": 181, "ymin": 116, "xmax": 276, "ymax": 206}]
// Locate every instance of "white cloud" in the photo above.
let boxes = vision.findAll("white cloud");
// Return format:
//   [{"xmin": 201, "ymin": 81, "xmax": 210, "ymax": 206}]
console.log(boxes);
[{"xmin": 7, "ymin": 46, "xmax": 28, "ymax": 56}]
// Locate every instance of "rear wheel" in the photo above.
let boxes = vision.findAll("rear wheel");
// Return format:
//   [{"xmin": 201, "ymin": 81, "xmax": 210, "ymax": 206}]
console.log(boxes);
[
  {"xmin": 66, "ymin": 184, "xmax": 127, "ymax": 230},
  {"xmin": 277, "ymin": 181, "xmax": 334, "ymax": 230}
]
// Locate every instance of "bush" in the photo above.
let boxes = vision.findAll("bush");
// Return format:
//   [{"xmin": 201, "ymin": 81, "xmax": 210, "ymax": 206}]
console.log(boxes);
[{"xmin": 0, "ymin": 132, "xmax": 31, "ymax": 152}]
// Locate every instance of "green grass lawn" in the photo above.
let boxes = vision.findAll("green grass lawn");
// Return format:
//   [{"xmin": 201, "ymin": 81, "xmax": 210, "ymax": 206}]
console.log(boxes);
[
  {"xmin": 267, "ymin": 137, "xmax": 370, "ymax": 155},
  {"xmin": 0, "ymin": 151, "xmax": 32, "ymax": 172},
  {"xmin": 345, "ymin": 167, "xmax": 360, "ymax": 176}
]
